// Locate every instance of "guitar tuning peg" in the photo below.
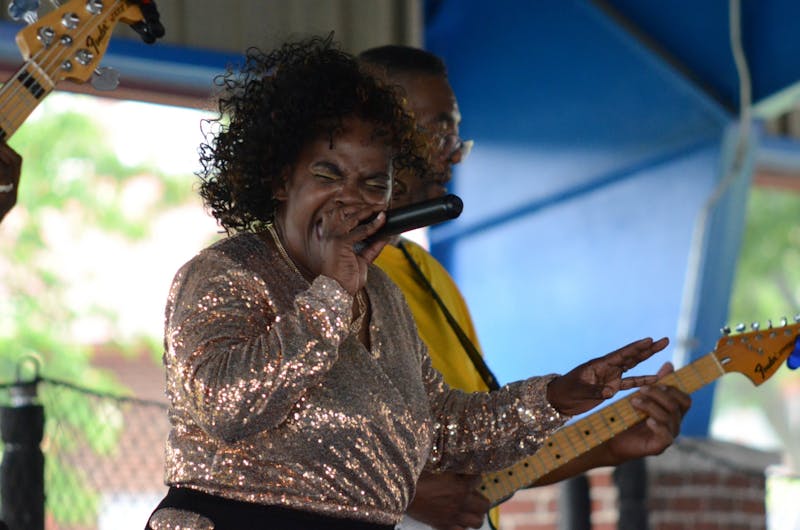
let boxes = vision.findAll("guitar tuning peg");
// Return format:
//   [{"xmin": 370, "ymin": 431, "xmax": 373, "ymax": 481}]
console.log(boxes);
[
  {"xmin": 735, "ymin": 323, "xmax": 746, "ymax": 333},
  {"xmin": 91, "ymin": 66, "xmax": 120, "ymax": 91},
  {"xmin": 794, "ymin": 314, "xmax": 800, "ymax": 323},
  {"xmin": 751, "ymin": 322, "xmax": 760, "ymax": 331},
  {"xmin": 7, "ymin": 0, "xmax": 39, "ymax": 22},
  {"xmin": 781, "ymin": 316, "xmax": 788, "ymax": 327},
  {"xmin": 767, "ymin": 319, "xmax": 774, "ymax": 329},
  {"xmin": 720, "ymin": 326, "xmax": 731, "ymax": 336}
]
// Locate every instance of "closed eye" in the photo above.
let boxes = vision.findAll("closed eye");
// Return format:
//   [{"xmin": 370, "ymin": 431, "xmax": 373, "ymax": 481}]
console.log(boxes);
[
  {"xmin": 313, "ymin": 171, "xmax": 338, "ymax": 181},
  {"xmin": 365, "ymin": 175, "xmax": 390, "ymax": 190},
  {"xmin": 310, "ymin": 161, "xmax": 342, "ymax": 182}
]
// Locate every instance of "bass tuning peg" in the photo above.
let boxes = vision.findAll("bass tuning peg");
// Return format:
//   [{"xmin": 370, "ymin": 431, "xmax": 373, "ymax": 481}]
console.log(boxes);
[
  {"xmin": 7, "ymin": 0, "xmax": 39, "ymax": 23},
  {"xmin": 91, "ymin": 66, "xmax": 120, "ymax": 91}
]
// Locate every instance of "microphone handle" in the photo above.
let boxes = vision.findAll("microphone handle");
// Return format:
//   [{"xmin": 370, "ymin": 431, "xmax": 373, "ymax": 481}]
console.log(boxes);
[{"xmin": 355, "ymin": 194, "xmax": 463, "ymax": 252}]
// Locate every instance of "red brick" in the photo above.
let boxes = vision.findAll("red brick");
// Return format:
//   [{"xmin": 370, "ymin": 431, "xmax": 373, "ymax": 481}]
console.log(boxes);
[
  {"xmin": 667, "ymin": 496, "xmax": 705, "ymax": 511},
  {"xmin": 500, "ymin": 499, "xmax": 538, "ymax": 514}
]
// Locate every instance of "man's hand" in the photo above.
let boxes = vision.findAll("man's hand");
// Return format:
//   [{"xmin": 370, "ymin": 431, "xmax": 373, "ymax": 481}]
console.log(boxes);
[
  {"xmin": 605, "ymin": 362, "xmax": 691, "ymax": 460},
  {"xmin": 547, "ymin": 337, "xmax": 669, "ymax": 416},
  {"xmin": 406, "ymin": 471, "xmax": 490, "ymax": 530}
]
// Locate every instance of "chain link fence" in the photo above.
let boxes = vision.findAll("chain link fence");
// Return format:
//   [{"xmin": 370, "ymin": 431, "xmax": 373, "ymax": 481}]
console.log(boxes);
[{"xmin": 0, "ymin": 366, "xmax": 169, "ymax": 530}]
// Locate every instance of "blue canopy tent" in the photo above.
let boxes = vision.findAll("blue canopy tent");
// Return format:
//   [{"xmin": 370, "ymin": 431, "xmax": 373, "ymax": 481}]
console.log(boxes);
[{"xmin": 424, "ymin": 0, "xmax": 800, "ymax": 435}]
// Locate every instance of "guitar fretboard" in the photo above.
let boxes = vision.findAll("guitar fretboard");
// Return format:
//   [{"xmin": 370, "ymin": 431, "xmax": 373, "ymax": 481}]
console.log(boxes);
[
  {"xmin": 479, "ymin": 353, "xmax": 725, "ymax": 506},
  {"xmin": 0, "ymin": 61, "xmax": 55, "ymax": 140}
]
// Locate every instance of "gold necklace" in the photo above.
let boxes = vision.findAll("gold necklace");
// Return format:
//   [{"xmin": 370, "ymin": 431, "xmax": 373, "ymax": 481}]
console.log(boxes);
[
  {"xmin": 266, "ymin": 222, "xmax": 303, "ymax": 277},
  {"xmin": 266, "ymin": 222, "xmax": 367, "ymax": 334},
  {"xmin": 351, "ymin": 290, "xmax": 367, "ymax": 334}
]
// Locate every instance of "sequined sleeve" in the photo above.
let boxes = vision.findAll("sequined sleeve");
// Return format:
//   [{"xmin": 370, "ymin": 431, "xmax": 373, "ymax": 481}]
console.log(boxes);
[
  {"xmin": 420, "ymin": 348, "xmax": 570, "ymax": 474},
  {"xmin": 164, "ymin": 249, "xmax": 353, "ymax": 443}
]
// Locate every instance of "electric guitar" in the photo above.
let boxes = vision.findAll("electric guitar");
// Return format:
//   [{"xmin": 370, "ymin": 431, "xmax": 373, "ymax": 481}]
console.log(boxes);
[
  {"xmin": 398, "ymin": 318, "xmax": 800, "ymax": 530},
  {"xmin": 0, "ymin": 0, "xmax": 163, "ymax": 141}
]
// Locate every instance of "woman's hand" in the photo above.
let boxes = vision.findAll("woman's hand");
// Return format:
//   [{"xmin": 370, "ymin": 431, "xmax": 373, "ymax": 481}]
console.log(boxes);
[
  {"xmin": 546, "ymin": 337, "xmax": 669, "ymax": 416},
  {"xmin": 317, "ymin": 208, "xmax": 387, "ymax": 295},
  {"xmin": 0, "ymin": 142, "xmax": 22, "ymax": 223}
]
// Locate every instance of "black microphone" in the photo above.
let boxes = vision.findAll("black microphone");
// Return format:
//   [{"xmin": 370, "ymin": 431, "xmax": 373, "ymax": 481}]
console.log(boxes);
[{"xmin": 355, "ymin": 194, "xmax": 463, "ymax": 253}]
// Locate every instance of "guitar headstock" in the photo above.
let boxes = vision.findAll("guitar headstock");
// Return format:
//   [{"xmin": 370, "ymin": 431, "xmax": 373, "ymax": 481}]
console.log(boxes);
[
  {"xmin": 713, "ymin": 316, "xmax": 800, "ymax": 385},
  {"xmin": 13, "ymin": 0, "xmax": 155, "ymax": 85}
]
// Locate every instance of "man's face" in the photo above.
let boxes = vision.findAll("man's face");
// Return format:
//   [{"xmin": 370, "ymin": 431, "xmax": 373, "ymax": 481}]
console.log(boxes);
[{"xmin": 392, "ymin": 73, "xmax": 465, "ymax": 208}]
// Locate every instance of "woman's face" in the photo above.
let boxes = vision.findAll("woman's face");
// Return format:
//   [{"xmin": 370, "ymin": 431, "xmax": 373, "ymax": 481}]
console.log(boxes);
[{"xmin": 274, "ymin": 117, "xmax": 393, "ymax": 277}]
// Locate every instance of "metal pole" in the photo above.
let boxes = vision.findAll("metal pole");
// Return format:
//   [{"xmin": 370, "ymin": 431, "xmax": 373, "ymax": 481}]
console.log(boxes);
[
  {"xmin": 614, "ymin": 458, "xmax": 649, "ymax": 530},
  {"xmin": 0, "ymin": 357, "xmax": 45, "ymax": 530},
  {"xmin": 558, "ymin": 473, "xmax": 591, "ymax": 530}
]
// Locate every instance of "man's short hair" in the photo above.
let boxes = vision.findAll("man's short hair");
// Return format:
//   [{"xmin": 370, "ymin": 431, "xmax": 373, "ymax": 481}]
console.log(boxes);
[{"xmin": 358, "ymin": 45, "xmax": 447, "ymax": 78}]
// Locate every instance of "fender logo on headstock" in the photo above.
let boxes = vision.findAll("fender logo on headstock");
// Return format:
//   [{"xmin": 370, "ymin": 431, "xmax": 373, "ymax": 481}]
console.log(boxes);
[
  {"xmin": 755, "ymin": 354, "xmax": 780, "ymax": 381},
  {"xmin": 86, "ymin": 3, "xmax": 126, "ymax": 56}
]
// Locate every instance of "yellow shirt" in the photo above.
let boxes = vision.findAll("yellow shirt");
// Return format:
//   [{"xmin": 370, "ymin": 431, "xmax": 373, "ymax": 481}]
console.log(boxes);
[
  {"xmin": 375, "ymin": 239, "xmax": 488, "ymax": 393},
  {"xmin": 375, "ymin": 239, "xmax": 500, "ymax": 529}
]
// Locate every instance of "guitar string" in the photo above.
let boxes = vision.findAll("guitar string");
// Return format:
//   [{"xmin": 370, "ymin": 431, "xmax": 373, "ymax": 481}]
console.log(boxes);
[{"xmin": 2, "ymin": 0, "xmax": 126, "ymax": 136}]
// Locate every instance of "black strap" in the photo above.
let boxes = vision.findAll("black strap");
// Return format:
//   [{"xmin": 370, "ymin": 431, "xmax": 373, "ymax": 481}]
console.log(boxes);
[{"xmin": 398, "ymin": 241, "xmax": 500, "ymax": 391}]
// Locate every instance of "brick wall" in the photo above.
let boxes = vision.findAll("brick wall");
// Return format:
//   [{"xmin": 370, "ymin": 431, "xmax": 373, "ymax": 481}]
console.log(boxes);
[{"xmin": 496, "ymin": 438, "xmax": 779, "ymax": 530}]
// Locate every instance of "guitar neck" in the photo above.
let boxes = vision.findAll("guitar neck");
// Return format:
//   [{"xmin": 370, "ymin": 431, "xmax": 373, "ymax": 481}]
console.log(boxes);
[
  {"xmin": 479, "ymin": 353, "xmax": 726, "ymax": 506},
  {"xmin": 0, "ymin": 61, "xmax": 57, "ymax": 141}
]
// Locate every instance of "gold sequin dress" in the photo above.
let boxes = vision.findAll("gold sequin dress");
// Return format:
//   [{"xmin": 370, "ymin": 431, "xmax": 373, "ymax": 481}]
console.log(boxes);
[{"xmin": 160, "ymin": 232, "xmax": 567, "ymax": 525}]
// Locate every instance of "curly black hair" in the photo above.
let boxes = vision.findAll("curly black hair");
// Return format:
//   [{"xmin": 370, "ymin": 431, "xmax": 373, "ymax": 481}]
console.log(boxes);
[{"xmin": 197, "ymin": 35, "xmax": 429, "ymax": 233}]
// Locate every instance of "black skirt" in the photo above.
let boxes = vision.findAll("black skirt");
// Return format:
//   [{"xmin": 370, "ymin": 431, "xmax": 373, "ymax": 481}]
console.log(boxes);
[{"xmin": 145, "ymin": 486, "xmax": 396, "ymax": 530}]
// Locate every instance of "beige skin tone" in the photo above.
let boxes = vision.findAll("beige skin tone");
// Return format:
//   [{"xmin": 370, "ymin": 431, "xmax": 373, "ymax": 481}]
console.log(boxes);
[
  {"xmin": 0, "ymin": 143, "xmax": 22, "ymax": 223},
  {"xmin": 388, "ymin": 72, "xmax": 692, "ymax": 530}
]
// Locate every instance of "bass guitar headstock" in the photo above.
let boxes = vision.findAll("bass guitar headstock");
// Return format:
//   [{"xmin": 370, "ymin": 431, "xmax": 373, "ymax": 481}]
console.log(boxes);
[
  {"xmin": 713, "ymin": 315, "xmax": 800, "ymax": 386},
  {"xmin": 12, "ymin": 0, "xmax": 164, "ymax": 87}
]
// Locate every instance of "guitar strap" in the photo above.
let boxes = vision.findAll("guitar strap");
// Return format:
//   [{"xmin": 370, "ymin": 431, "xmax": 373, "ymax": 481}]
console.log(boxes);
[{"xmin": 398, "ymin": 241, "xmax": 500, "ymax": 391}]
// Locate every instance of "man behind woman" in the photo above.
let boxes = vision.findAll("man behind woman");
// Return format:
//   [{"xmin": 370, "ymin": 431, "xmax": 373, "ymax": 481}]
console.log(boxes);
[{"xmin": 360, "ymin": 44, "xmax": 692, "ymax": 530}]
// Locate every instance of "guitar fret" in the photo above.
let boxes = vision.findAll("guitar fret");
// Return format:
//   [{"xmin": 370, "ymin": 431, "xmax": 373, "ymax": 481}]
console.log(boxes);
[
  {"xmin": 597, "ymin": 407, "xmax": 619, "ymax": 438},
  {"xmin": 676, "ymin": 361, "xmax": 700, "ymax": 392},
  {"xmin": 562, "ymin": 424, "xmax": 589, "ymax": 455},
  {"xmin": 688, "ymin": 360, "xmax": 707, "ymax": 389},
  {"xmin": 678, "ymin": 363, "xmax": 700, "ymax": 391},
  {"xmin": 506, "ymin": 463, "xmax": 523, "ymax": 491},
  {"xmin": 576, "ymin": 422, "xmax": 600, "ymax": 450},
  {"xmin": 706, "ymin": 352, "xmax": 727, "ymax": 378},
  {"xmin": 617, "ymin": 398, "xmax": 643, "ymax": 426},
  {"xmin": 17, "ymin": 69, "xmax": 46, "ymax": 99},
  {"xmin": 611, "ymin": 401, "xmax": 630, "ymax": 430},
  {"xmin": 670, "ymin": 371, "xmax": 689, "ymax": 393},
  {"xmin": 0, "ymin": 63, "xmax": 56, "ymax": 139},
  {"xmin": 530, "ymin": 451, "xmax": 548, "ymax": 480}
]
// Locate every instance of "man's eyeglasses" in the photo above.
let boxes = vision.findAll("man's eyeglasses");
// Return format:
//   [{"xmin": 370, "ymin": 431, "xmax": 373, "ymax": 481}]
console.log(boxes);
[
  {"xmin": 419, "ymin": 126, "xmax": 474, "ymax": 164},
  {"xmin": 437, "ymin": 133, "xmax": 473, "ymax": 164}
]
